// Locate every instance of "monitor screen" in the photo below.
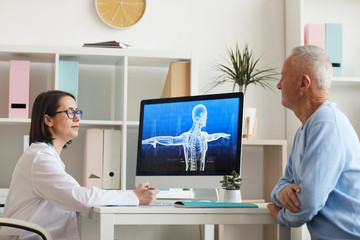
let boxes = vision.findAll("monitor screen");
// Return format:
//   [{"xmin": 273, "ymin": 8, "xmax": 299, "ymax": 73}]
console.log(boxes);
[{"xmin": 135, "ymin": 92, "xmax": 244, "ymax": 189}]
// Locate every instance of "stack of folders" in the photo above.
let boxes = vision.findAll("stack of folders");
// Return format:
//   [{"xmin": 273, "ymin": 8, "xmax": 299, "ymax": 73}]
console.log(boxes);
[{"xmin": 83, "ymin": 129, "xmax": 121, "ymax": 190}]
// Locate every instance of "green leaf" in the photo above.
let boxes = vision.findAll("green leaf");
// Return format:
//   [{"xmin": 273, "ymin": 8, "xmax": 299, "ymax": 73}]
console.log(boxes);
[
  {"xmin": 209, "ymin": 43, "xmax": 280, "ymax": 94},
  {"xmin": 219, "ymin": 170, "xmax": 242, "ymax": 190}
]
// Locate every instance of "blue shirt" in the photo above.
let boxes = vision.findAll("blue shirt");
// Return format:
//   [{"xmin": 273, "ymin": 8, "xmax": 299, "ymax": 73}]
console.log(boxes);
[{"xmin": 271, "ymin": 102, "xmax": 360, "ymax": 239}]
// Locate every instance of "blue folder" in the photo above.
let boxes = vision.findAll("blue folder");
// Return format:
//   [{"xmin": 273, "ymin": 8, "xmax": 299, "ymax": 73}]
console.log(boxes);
[
  {"xmin": 325, "ymin": 23, "xmax": 342, "ymax": 77},
  {"xmin": 174, "ymin": 201, "xmax": 258, "ymax": 208},
  {"xmin": 59, "ymin": 61, "xmax": 79, "ymax": 100}
]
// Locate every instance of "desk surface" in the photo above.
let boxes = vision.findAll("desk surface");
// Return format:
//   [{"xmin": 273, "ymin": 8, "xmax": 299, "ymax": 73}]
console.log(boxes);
[
  {"xmin": 91, "ymin": 203, "xmax": 277, "ymax": 225},
  {"xmin": 93, "ymin": 204, "xmax": 270, "ymax": 214},
  {"xmin": 88, "ymin": 204, "xmax": 290, "ymax": 240}
]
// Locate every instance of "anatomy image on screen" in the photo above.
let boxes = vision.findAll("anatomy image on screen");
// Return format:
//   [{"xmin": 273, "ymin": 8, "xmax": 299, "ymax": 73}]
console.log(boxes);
[{"xmin": 142, "ymin": 104, "xmax": 230, "ymax": 171}]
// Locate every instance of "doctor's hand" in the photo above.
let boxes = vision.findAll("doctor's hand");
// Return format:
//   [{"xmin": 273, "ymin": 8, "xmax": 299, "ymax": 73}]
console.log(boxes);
[
  {"xmin": 133, "ymin": 182, "xmax": 160, "ymax": 205},
  {"xmin": 279, "ymin": 184, "xmax": 301, "ymax": 213}
]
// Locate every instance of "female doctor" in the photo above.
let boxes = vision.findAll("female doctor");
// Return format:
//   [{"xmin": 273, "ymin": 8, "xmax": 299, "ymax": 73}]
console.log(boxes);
[{"xmin": 1, "ymin": 90, "xmax": 159, "ymax": 240}]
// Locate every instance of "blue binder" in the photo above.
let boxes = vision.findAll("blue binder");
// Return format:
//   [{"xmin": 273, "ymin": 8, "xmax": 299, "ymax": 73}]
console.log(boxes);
[
  {"xmin": 325, "ymin": 24, "xmax": 342, "ymax": 77},
  {"xmin": 59, "ymin": 61, "xmax": 79, "ymax": 100}
]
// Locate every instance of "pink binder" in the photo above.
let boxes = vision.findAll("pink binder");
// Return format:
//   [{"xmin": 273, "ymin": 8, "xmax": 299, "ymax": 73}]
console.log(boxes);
[
  {"xmin": 304, "ymin": 24, "xmax": 325, "ymax": 49},
  {"xmin": 8, "ymin": 60, "xmax": 30, "ymax": 118},
  {"xmin": 83, "ymin": 129, "xmax": 104, "ymax": 188}
]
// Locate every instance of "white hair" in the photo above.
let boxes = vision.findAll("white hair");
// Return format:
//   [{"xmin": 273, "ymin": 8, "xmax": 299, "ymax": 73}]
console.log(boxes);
[{"xmin": 291, "ymin": 45, "xmax": 333, "ymax": 90}]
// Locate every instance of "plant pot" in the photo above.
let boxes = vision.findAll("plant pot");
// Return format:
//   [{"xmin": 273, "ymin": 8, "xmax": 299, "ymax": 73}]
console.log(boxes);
[{"xmin": 224, "ymin": 189, "xmax": 242, "ymax": 202}]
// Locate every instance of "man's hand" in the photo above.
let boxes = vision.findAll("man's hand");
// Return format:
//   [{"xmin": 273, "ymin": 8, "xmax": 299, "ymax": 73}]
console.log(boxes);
[
  {"xmin": 267, "ymin": 202, "xmax": 282, "ymax": 220},
  {"xmin": 133, "ymin": 182, "xmax": 160, "ymax": 205},
  {"xmin": 279, "ymin": 184, "xmax": 301, "ymax": 212}
]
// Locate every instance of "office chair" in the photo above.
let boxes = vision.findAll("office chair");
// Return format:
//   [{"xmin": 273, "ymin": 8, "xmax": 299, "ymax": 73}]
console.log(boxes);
[{"xmin": 0, "ymin": 217, "xmax": 52, "ymax": 240}]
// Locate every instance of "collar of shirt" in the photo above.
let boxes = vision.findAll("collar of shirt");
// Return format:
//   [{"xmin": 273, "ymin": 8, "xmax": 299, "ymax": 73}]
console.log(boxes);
[{"xmin": 47, "ymin": 142, "xmax": 66, "ymax": 169}]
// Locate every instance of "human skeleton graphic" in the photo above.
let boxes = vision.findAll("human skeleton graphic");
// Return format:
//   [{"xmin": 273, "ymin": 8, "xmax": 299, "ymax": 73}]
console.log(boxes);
[{"xmin": 142, "ymin": 104, "xmax": 230, "ymax": 171}]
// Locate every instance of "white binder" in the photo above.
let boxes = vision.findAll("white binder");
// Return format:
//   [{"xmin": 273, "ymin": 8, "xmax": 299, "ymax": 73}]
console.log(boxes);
[
  {"xmin": 24, "ymin": 135, "xmax": 30, "ymax": 152},
  {"xmin": 102, "ymin": 129, "xmax": 121, "ymax": 189}
]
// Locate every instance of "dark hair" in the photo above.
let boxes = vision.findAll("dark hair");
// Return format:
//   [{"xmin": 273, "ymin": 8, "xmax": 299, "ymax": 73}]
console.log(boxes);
[{"xmin": 30, "ymin": 90, "xmax": 76, "ymax": 148}]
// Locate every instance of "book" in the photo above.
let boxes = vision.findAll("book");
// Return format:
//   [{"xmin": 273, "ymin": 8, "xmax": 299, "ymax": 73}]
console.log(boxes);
[
  {"xmin": 173, "ymin": 201, "xmax": 258, "ymax": 208},
  {"xmin": 83, "ymin": 41, "xmax": 130, "ymax": 49}
]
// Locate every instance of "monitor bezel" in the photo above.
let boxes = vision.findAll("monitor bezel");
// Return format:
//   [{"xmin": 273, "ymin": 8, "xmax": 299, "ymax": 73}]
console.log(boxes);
[{"xmin": 135, "ymin": 92, "xmax": 244, "ymax": 189}]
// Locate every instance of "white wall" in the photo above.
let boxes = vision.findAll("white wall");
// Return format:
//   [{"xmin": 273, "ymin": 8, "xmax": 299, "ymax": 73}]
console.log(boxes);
[
  {"xmin": 0, "ymin": 0, "xmax": 287, "ymax": 140},
  {"xmin": 0, "ymin": 2, "xmax": 287, "ymax": 239}
]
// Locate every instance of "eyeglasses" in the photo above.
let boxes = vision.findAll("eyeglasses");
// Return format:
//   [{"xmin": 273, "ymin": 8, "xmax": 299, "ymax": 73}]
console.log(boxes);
[{"xmin": 48, "ymin": 109, "xmax": 83, "ymax": 119}]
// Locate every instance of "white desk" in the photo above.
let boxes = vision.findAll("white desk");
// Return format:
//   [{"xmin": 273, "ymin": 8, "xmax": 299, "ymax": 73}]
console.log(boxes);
[{"xmin": 88, "ymin": 205, "xmax": 290, "ymax": 240}]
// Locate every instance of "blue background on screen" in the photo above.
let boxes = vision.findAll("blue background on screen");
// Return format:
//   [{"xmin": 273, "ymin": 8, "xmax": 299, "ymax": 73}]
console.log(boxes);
[{"xmin": 139, "ymin": 98, "xmax": 240, "ymax": 175}]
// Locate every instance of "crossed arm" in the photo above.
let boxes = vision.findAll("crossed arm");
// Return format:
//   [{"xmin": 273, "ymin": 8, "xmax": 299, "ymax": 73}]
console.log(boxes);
[{"xmin": 267, "ymin": 184, "xmax": 301, "ymax": 219}]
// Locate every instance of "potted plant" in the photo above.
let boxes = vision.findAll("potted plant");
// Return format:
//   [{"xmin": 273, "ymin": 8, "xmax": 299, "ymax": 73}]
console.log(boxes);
[
  {"xmin": 220, "ymin": 170, "xmax": 242, "ymax": 202},
  {"xmin": 211, "ymin": 43, "xmax": 279, "ymax": 138},
  {"xmin": 211, "ymin": 43, "xmax": 278, "ymax": 94}
]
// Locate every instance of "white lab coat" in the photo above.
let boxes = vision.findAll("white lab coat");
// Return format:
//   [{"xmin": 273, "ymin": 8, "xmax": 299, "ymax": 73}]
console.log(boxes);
[{"xmin": 0, "ymin": 143, "xmax": 139, "ymax": 240}]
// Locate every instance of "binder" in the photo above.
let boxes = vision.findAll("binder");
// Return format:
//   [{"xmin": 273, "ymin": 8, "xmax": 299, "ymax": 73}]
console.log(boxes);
[
  {"xmin": 83, "ymin": 129, "xmax": 104, "ymax": 188},
  {"xmin": 325, "ymin": 23, "xmax": 342, "ymax": 77},
  {"xmin": 24, "ymin": 135, "xmax": 30, "ymax": 152},
  {"xmin": 8, "ymin": 60, "xmax": 30, "ymax": 118},
  {"xmin": 58, "ymin": 61, "xmax": 79, "ymax": 100},
  {"xmin": 161, "ymin": 62, "xmax": 190, "ymax": 98},
  {"xmin": 304, "ymin": 24, "xmax": 325, "ymax": 49},
  {"xmin": 0, "ymin": 188, "xmax": 9, "ymax": 205},
  {"xmin": 102, "ymin": 129, "xmax": 121, "ymax": 190}
]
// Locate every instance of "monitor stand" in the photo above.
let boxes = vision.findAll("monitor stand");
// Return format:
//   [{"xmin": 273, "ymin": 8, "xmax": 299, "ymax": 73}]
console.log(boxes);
[
  {"xmin": 156, "ymin": 188, "xmax": 194, "ymax": 200},
  {"xmin": 156, "ymin": 188, "xmax": 219, "ymax": 202},
  {"xmin": 193, "ymin": 188, "xmax": 219, "ymax": 202}
]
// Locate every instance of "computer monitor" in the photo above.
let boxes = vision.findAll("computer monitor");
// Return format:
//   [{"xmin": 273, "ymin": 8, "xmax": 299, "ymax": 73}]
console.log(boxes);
[{"xmin": 135, "ymin": 92, "xmax": 244, "ymax": 189}]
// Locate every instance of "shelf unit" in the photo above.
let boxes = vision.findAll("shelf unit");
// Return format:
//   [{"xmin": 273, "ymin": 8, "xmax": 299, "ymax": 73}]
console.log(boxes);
[
  {"xmin": 78, "ymin": 139, "xmax": 288, "ymax": 240},
  {"xmin": 242, "ymin": 139, "xmax": 287, "ymax": 202},
  {"xmin": 241, "ymin": 139, "xmax": 287, "ymax": 240},
  {"xmin": 0, "ymin": 45, "xmax": 288, "ymax": 240},
  {"xmin": 215, "ymin": 139, "xmax": 287, "ymax": 240},
  {"xmin": 0, "ymin": 45, "xmax": 197, "ymax": 191}
]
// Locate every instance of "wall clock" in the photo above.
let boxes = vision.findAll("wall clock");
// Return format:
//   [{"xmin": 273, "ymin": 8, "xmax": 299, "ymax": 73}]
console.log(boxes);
[{"xmin": 95, "ymin": 0, "xmax": 146, "ymax": 29}]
